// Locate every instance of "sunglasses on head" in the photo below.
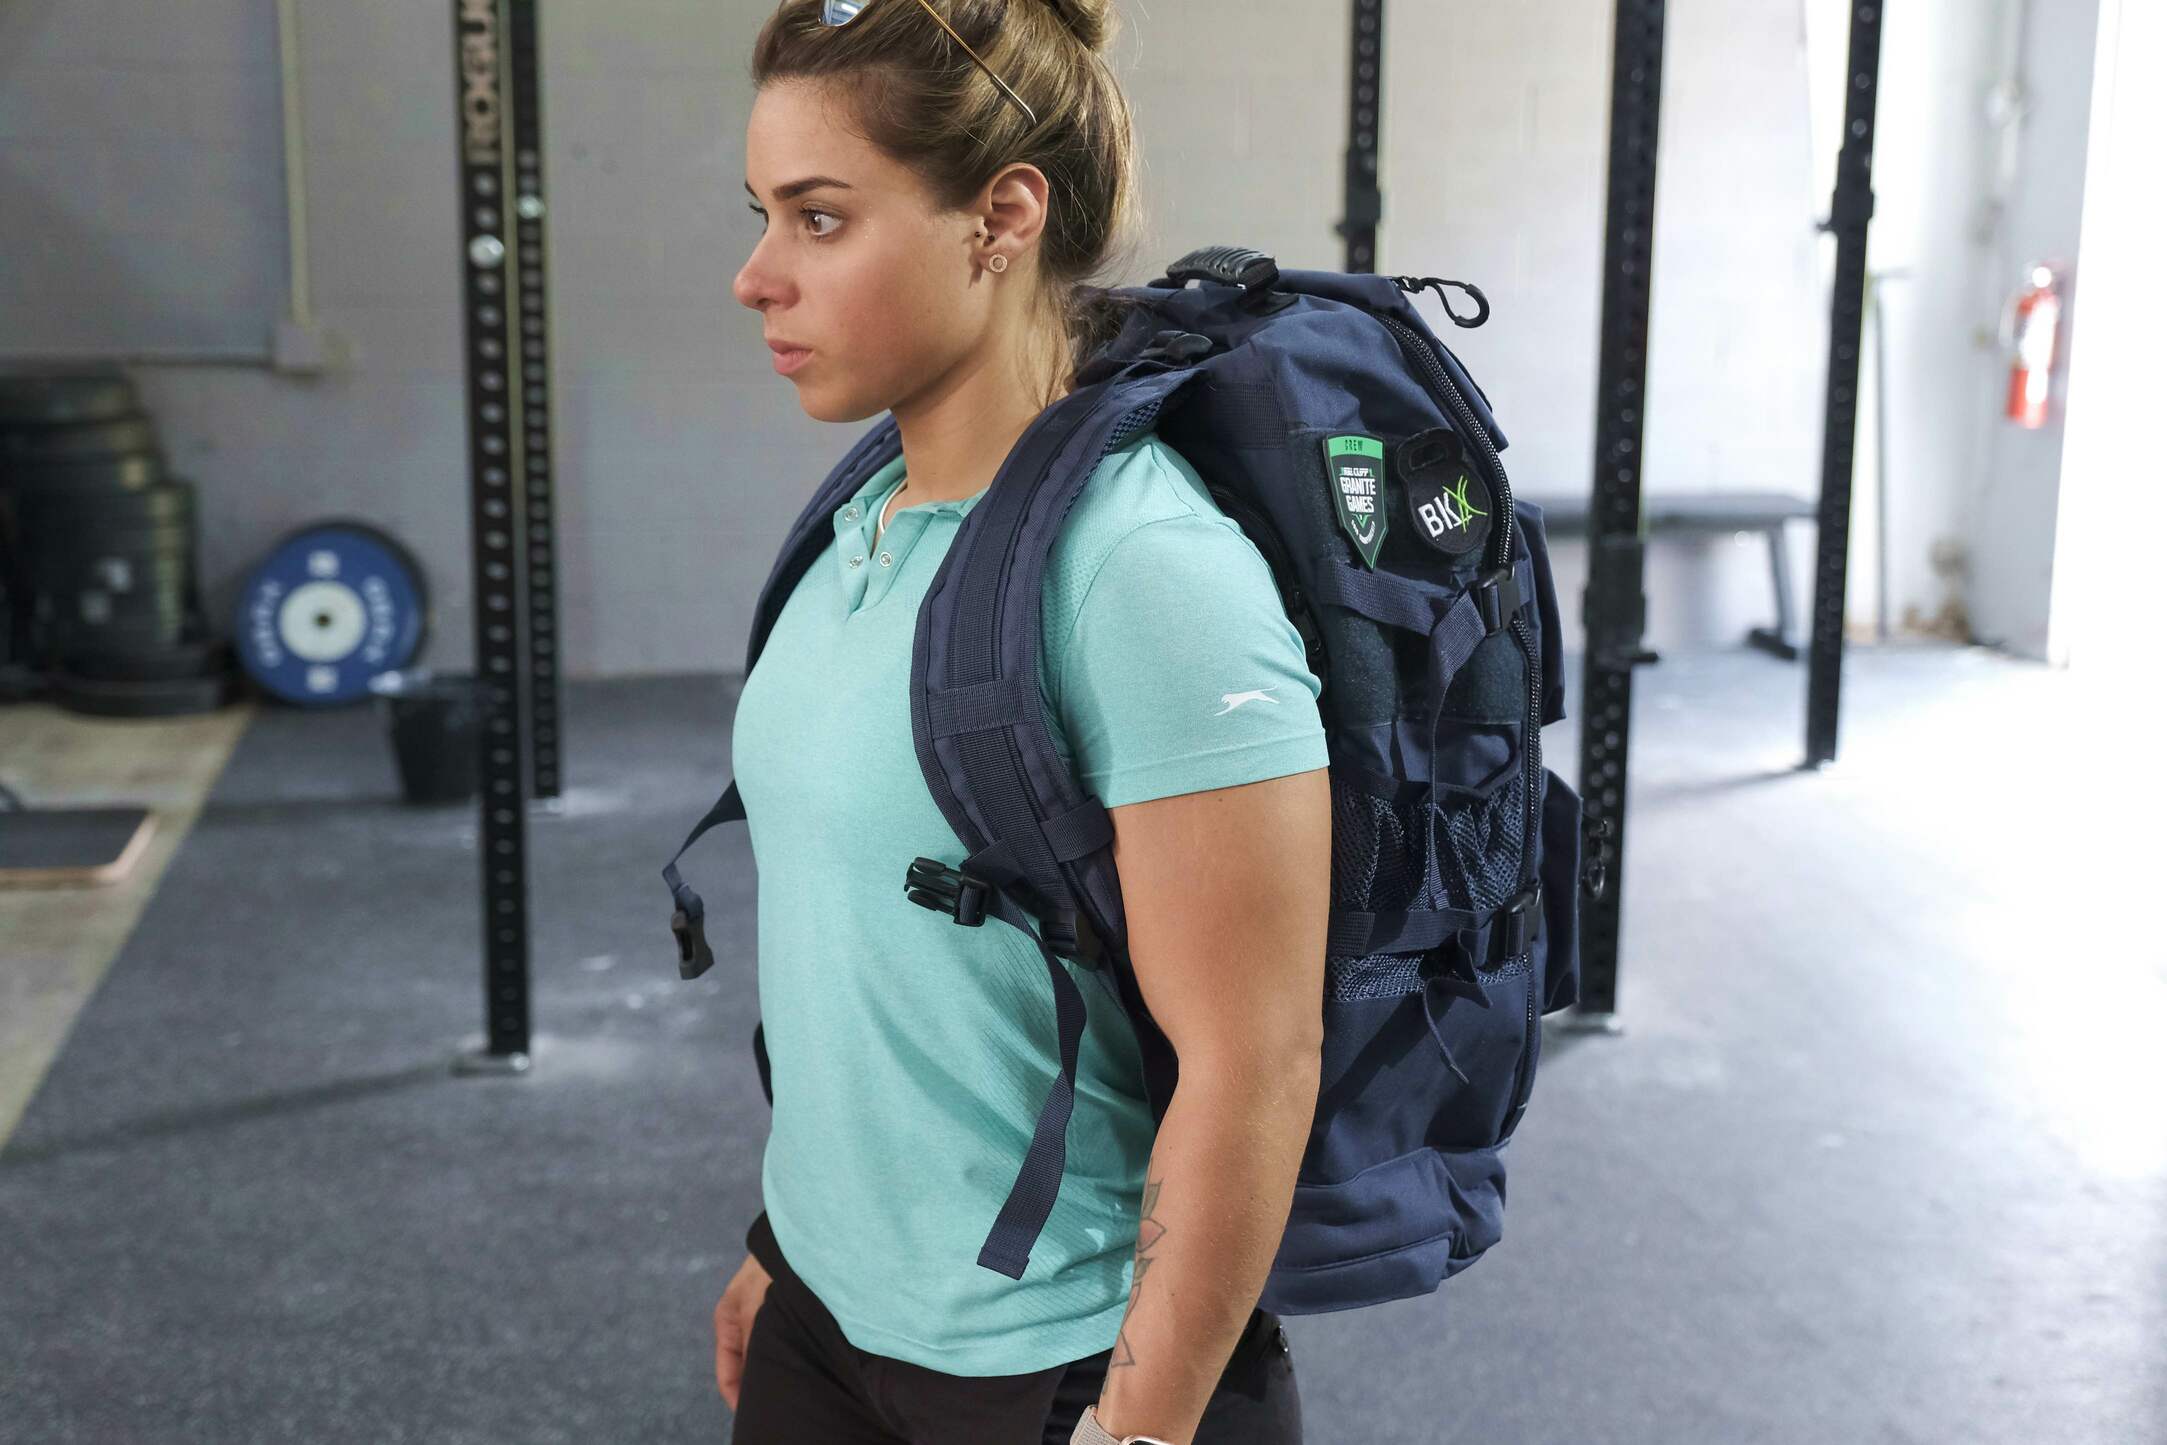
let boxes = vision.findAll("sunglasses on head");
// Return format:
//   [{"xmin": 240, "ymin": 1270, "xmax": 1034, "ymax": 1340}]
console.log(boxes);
[{"xmin": 821, "ymin": 0, "xmax": 1039, "ymax": 129}]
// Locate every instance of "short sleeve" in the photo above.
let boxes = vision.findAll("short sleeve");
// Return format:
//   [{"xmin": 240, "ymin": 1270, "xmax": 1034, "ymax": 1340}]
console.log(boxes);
[{"xmin": 1048, "ymin": 512, "xmax": 1329, "ymax": 809}]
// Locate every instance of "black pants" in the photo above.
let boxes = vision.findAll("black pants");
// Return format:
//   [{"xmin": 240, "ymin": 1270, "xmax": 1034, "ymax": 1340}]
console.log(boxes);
[{"xmin": 731, "ymin": 1212, "xmax": 1304, "ymax": 1445}]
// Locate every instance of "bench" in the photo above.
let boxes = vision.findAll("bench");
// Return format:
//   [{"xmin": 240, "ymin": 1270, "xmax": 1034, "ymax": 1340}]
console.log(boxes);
[{"xmin": 1518, "ymin": 490, "xmax": 1818, "ymax": 660}]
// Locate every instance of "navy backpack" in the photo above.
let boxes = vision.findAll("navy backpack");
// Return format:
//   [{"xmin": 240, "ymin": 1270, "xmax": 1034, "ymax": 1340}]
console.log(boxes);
[{"xmin": 666, "ymin": 246, "xmax": 1591, "ymax": 1315}]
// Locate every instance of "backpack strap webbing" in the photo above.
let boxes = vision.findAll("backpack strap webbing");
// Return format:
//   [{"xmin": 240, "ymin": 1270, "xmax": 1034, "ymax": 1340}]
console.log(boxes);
[
  {"xmin": 664, "ymin": 779, "xmax": 744, "ymax": 981},
  {"xmin": 908, "ymin": 367, "xmax": 1204, "ymax": 1280}
]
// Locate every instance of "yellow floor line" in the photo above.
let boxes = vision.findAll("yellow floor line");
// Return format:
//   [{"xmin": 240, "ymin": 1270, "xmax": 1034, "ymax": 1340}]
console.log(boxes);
[{"xmin": 0, "ymin": 697, "xmax": 256, "ymax": 1147}]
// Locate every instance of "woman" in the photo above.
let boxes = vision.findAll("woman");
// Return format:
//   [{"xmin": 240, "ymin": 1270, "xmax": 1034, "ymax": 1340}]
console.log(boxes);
[{"xmin": 717, "ymin": 3, "xmax": 1331, "ymax": 1441}]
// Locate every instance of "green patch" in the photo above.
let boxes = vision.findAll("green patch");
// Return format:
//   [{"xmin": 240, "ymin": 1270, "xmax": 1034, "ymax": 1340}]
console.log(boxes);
[{"xmin": 1323, "ymin": 434, "xmax": 1388, "ymax": 569}]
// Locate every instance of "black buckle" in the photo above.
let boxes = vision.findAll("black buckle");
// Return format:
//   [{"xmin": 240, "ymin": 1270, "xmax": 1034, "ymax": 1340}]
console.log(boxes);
[
  {"xmin": 1819, "ymin": 181, "xmax": 1876, "ymax": 234},
  {"xmin": 671, "ymin": 903, "xmax": 715, "ymax": 981},
  {"xmin": 905, "ymin": 857, "xmax": 991, "ymax": 927},
  {"xmin": 1582, "ymin": 816, "xmax": 1614, "ymax": 899},
  {"xmin": 1498, "ymin": 883, "xmax": 1543, "ymax": 959},
  {"xmin": 1140, "ymin": 328, "xmax": 1213, "ymax": 365},
  {"xmin": 1043, "ymin": 908, "xmax": 1107, "ymax": 968},
  {"xmin": 1475, "ymin": 564, "xmax": 1522, "ymax": 636}
]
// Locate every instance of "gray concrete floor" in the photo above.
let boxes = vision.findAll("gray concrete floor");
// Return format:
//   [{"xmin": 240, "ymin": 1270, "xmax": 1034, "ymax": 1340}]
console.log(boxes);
[{"xmin": 1, "ymin": 643, "xmax": 2161, "ymax": 1443}]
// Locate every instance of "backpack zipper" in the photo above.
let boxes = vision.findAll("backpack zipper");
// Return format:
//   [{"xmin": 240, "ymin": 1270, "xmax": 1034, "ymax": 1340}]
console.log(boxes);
[{"xmin": 1377, "ymin": 302, "xmax": 1546, "ymax": 1127}]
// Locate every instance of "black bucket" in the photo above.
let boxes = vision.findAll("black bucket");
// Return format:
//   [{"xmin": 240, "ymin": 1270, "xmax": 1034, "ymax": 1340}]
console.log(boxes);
[{"xmin": 370, "ymin": 669, "xmax": 486, "ymax": 805}]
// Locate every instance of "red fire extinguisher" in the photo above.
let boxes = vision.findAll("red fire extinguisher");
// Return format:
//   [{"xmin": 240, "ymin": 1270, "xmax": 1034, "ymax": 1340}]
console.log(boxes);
[{"xmin": 2003, "ymin": 263, "xmax": 2065, "ymax": 429}]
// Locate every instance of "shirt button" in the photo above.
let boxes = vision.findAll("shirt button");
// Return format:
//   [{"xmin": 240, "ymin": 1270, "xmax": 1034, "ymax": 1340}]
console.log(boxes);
[
  {"xmin": 842, "ymin": 505, "xmax": 860, "ymax": 521},
  {"xmin": 848, "ymin": 554, "xmax": 864, "ymax": 568},
  {"xmin": 878, "ymin": 552, "xmax": 893, "ymax": 567}
]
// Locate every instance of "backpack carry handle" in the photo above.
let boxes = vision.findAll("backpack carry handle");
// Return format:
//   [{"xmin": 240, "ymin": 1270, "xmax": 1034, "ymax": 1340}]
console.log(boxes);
[{"xmin": 1153, "ymin": 245, "xmax": 1282, "ymax": 303}]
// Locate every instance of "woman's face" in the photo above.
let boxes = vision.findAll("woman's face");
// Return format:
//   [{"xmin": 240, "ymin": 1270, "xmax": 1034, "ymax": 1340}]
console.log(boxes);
[{"xmin": 734, "ymin": 80, "xmax": 984, "ymax": 423}]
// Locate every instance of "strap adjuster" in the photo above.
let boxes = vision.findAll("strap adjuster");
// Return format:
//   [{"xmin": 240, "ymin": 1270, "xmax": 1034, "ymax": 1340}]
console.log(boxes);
[
  {"xmin": 671, "ymin": 902, "xmax": 715, "ymax": 980},
  {"xmin": 905, "ymin": 857, "xmax": 991, "ymax": 927},
  {"xmin": 1475, "ymin": 564, "xmax": 1523, "ymax": 636}
]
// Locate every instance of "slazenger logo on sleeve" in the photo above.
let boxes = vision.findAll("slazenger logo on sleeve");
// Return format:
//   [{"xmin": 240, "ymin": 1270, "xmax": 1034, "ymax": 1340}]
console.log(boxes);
[{"xmin": 1214, "ymin": 687, "xmax": 1281, "ymax": 715}]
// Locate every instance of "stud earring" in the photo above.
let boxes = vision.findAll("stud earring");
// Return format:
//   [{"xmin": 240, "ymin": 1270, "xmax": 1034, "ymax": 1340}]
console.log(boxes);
[{"xmin": 988, "ymin": 253, "xmax": 1007, "ymax": 273}]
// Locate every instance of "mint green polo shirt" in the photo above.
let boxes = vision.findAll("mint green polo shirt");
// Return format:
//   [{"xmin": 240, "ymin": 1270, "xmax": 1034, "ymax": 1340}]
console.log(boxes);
[{"xmin": 729, "ymin": 427, "xmax": 1328, "ymax": 1376}]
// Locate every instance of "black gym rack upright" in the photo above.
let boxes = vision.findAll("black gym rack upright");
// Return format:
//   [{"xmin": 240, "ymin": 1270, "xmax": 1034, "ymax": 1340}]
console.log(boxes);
[{"xmin": 450, "ymin": 0, "xmax": 559, "ymax": 1072}]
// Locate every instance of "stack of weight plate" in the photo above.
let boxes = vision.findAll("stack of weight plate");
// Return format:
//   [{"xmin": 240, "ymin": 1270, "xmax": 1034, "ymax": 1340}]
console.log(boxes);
[{"xmin": 0, "ymin": 367, "xmax": 238, "ymax": 717}]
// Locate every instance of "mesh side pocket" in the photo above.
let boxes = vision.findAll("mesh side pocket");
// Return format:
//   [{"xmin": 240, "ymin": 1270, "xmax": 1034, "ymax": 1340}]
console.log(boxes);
[
  {"xmin": 1327, "ymin": 773, "xmax": 1444, "ymax": 1002},
  {"xmin": 1326, "ymin": 751, "xmax": 1537, "ymax": 1001},
  {"xmin": 1327, "ymin": 954, "xmax": 1427, "ymax": 1001},
  {"xmin": 1434, "ymin": 768, "xmax": 1526, "ymax": 918},
  {"xmin": 1435, "ymin": 763, "xmax": 1533, "ymax": 979},
  {"xmin": 1329, "ymin": 780, "xmax": 1435, "ymax": 912}
]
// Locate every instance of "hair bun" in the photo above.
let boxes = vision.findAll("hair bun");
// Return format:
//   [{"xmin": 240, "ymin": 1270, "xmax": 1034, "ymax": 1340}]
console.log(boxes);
[{"xmin": 1041, "ymin": 0, "xmax": 1114, "ymax": 52}]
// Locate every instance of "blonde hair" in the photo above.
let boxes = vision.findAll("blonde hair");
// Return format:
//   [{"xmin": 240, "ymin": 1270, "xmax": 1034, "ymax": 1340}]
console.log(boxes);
[{"xmin": 749, "ymin": 0, "xmax": 1150, "ymax": 404}]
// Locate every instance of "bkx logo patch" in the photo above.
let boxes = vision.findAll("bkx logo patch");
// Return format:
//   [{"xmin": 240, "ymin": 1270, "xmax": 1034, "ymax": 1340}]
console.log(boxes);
[{"xmin": 1398, "ymin": 428, "xmax": 1491, "ymax": 558}]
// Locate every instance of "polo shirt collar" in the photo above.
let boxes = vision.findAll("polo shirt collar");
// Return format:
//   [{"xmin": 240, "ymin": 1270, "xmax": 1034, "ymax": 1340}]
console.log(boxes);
[{"xmin": 829, "ymin": 452, "xmax": 991, "ymax": 606}]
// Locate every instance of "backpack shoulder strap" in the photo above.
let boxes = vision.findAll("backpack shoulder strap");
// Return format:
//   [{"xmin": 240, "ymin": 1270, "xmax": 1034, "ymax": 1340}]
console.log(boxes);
[
  {"xmin": 663, "ymin": 418, "xmax": 906, "ymax": 979},
  {"xmin": 907, "ymin": 358, "xmax": 1202, "ymax": 1278}
]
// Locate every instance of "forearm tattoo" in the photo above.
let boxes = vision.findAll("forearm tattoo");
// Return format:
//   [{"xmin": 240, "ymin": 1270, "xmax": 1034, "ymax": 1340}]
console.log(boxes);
[{"xmin": 1108, "ymin": 1173, "xmax": 1165, "ymax": 1370}]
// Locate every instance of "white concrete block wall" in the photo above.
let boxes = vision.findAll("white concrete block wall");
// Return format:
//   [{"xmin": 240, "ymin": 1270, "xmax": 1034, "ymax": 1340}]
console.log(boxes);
[
  {"xmin": 1387, "ymin": 0, "xmax": 1830, "ymax": 660},
  {"xmin": 0, "ymin": 1, "xmax": 286, "ymax": 355},
  {"xmin": 7, "ymin": 0, "xmax": 1349, "ymax": 681},
  {"xmin": 6, "ymin": 0, "xmax": 2092, "ymax": 678},
  {"xmin": 1822, "ymin": 0, "xmax": 2007, "ymax": 646},
  {"xmin": 1798, "ymin": 0, "xmax": 2101, "ymax": 659},
  {"xmin": 1962, "ymin": 0, "xmax": 2101, "ymax": 658}
]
